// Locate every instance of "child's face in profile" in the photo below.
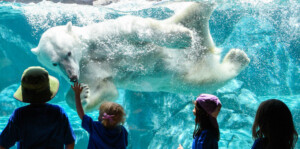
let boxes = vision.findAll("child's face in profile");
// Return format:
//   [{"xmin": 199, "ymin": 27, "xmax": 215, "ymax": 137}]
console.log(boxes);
[
  {"xmin": 193, "ymin": 106, "xmax": 196, "ymax": 116},
  {"xmin": 193, "ymin": 101, "xmax": 197, "ymax": 116}
]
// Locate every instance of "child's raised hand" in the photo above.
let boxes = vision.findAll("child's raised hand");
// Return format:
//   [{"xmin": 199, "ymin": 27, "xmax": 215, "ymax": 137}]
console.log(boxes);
[
  {"xmin": 71, "ymin": 82, "xmax": 83, "ymax": 96},
  {"xmin": 71, "ymin": 82, "xmax": 85, "ymax": 120},
  {"xmin": 177, "ymin": 144, "xmax": 183, "ymax": 149}
]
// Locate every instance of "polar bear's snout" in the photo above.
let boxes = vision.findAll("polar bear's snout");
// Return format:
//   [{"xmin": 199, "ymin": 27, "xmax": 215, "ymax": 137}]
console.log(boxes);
[
  {"xmin": 63, "ymin": 67, "xmax": 79, "ymax": 82},
  {"xmin": 63, "ymin": 66, "xmax": 79, "ymax": 82},
  {"xmin": 70, "ymin": 75, "xmax": 78, "ymax": 82},
  {"xmin": 59, "ymin": 58, "xmax": 80, "ymax": 83}
]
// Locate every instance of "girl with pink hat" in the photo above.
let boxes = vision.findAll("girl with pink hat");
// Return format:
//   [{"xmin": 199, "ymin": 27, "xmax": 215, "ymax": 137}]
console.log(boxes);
[{"xmin": 178, "ymin": 94, "xmax": 222, "ymax": 149}]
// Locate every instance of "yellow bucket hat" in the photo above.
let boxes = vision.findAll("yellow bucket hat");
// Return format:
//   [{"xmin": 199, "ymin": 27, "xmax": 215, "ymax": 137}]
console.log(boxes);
[{"xmin": 14, "ymin": 66, "xmax": 59, "ymax": 103}]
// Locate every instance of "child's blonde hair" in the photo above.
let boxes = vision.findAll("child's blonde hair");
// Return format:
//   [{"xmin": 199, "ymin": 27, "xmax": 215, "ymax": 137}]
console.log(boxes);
[{"xmin": 99, "ymin": 102, "xmax": 126, "ymax": 128}]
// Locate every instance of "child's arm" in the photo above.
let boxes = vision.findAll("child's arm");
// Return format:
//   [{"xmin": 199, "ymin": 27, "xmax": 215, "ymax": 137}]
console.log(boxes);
[{"xmin": 71, "ymin": 82, "xmax": 84, "ymax": 120}]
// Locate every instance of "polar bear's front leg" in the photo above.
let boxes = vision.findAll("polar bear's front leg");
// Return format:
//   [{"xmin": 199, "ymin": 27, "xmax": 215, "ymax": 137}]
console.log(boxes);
[
  {"xmin": 82, "ymin": 78, "xmax": 119, "ymax": 112},
  {"xmin": 65, "ymin": 79, "xmax": 118, "ymax": 112},
  {"xmin": 79, "ymin": 83, "xmax": 89, "ymax": 105}
]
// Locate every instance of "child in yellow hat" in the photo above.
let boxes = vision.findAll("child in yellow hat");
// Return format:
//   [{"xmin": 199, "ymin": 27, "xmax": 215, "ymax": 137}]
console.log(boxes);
[{"xmin": 0, "ymin": 66, "xmax": 75, "ymax": 149}]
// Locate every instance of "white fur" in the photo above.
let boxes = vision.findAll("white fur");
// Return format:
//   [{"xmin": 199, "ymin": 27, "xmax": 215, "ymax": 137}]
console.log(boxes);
[{"xmin": 32, "ymin": 2, "xmax": 250, "ymax": 111}]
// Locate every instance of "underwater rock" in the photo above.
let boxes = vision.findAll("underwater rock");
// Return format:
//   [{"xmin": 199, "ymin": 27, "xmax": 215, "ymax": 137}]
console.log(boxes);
[
  {"xmin": 221, "ymin": 16, "xmax": 298, "ymax": 95},
  {"xmin": 123, "ymin": 85, "xmax": 260, "ymax": 148},
  {"xmin": 0, "ymin": 84, "xmax": 27, "ymax": 116}
]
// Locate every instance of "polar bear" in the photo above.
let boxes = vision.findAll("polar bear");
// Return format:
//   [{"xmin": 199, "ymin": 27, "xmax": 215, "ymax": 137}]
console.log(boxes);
[{"xmin": 31, "ymin": 2, "xmax": 250, "ymax": 111}]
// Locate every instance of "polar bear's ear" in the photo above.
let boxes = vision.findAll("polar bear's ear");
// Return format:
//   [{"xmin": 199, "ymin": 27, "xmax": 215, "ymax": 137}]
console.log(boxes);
[
  {"xmin": 66, "ymin": 22, "xmax": 72, "ymax": 33},
  {"xmin": 31, "ymin": 48, "xmax": 39, "ymax": 55}
]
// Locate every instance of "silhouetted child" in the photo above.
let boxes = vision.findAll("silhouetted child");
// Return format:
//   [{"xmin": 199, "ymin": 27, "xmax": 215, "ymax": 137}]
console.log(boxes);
[
  {"xmin": 0, "ymin": 66, "xmax": 75, "ymax": 149},
  {"xmin": 72, "ymin": 82, "xmax": 128, "ymax": 149},
  {"xmin": 252, "ymin": 99, "xmax": 298, "ymax": 149},
  {"xmin": 178, "ymin": 94, "xmax": 222, "ymax": 149}
]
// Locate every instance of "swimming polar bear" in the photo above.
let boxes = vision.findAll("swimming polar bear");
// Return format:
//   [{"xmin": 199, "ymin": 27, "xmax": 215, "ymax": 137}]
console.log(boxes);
[{"xmin": 31, "ymin": 2, "xmax": 250, "ymax": 111}]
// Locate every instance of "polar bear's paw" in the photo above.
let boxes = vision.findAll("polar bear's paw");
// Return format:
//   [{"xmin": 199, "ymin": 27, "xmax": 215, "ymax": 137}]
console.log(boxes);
[
  {"xmin": 223, "ymin": 49, "xmax": 250, "ymax": 70},
  {"xmin": 80, "ymin": 83, "xmax": 90, "ymax": 106}
]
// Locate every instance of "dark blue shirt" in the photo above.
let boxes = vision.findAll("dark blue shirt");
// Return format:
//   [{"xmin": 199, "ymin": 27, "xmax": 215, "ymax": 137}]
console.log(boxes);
[
  {"xmin": 0, "ymin": 103, "xmax": 75, "ymax": 149},
  {"xmin": 82, "ymin": 115, "xmax": 128, "ymax": 149},
  {"xmin": 251, "ymin": 138, "xmax": 264, "ymax": 149},
  {"xmin": 192, "ymin": 130, "xmax": 218, "ymax": 149}
]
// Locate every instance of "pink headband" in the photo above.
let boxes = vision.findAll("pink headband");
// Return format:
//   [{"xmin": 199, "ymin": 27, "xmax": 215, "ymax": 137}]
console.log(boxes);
[{"xmin": 102, "ymin": 113, "xmax": 115, "ymax": 123}]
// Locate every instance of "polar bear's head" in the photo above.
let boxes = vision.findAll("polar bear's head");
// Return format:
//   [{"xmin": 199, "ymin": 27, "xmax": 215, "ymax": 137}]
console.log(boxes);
[{"xmin": 32, "ymin": 22, "xmax": 83, "ymax": 83}]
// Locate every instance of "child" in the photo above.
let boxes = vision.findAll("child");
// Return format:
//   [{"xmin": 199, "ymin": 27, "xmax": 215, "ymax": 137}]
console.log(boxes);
[
  {"xmin": 252, "ymin": 99, "xmax": 298, "ymax": 149},
  {"xmin": 178, "ymin": 94, "xmax": 222, "ymax": 149},
  {"xmin": 0, "ymin": 66, "xmax": 75, "ymax": 149},
  {"xmin": 71, "ymin": 82, "xmax": 128, "ymax": 149}
]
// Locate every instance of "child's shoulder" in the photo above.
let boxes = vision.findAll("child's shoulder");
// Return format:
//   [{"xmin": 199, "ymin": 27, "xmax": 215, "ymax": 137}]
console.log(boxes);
[
  {"xmin": 201, "ymin": 129, "xmax": 215, "ymax": 134},
  {"xmin": 120, "ymin": 125, "xmax": 127, "ymax": 130},
  {"xmin": 119, "ymin": 125, "xmax": 128, "ymax": 134},
  {"xmin": 199, "ymin": 129, "xmax": 218, "ymax": 139}
]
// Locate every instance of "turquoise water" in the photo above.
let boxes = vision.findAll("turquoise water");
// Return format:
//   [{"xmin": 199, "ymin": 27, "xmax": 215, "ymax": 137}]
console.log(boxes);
[{"xmin": 0, "ymin": 0, "xmax": 299, "ymax": 148}]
